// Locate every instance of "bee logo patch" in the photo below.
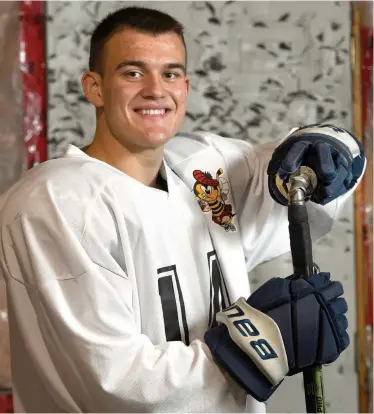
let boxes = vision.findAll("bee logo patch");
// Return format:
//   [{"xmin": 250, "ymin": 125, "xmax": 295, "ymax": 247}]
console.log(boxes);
[{"xmin": 192, "ymin": 168, "xmax": 236, "ymax": 232}]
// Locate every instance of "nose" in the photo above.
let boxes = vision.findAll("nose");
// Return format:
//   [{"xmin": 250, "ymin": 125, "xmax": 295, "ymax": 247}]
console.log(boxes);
[{"xmin": 141, "ymin": 74, "xmax": 166, "ymax": 100}]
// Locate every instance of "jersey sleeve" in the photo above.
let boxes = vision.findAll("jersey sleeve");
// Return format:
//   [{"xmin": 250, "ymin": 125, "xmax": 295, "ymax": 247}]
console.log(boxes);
[
  {"xmin": 210, "ymin": 133, "xmax": 364, "ymax": 271},
  {"xmin": 0, "ymin": 181, "xmax": 246, "ymax": 412}
]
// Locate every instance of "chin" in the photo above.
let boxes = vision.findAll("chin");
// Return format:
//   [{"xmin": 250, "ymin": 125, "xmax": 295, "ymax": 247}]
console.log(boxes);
[{"xmin": 140, "ymin": 131, "xmax": 173, "ymax": 149}]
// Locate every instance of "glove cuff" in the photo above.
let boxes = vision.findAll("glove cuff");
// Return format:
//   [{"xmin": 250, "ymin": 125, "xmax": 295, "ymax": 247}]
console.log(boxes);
[
  {"xmin": 204, "ymin": 297, "xmax": 288, "ymax": 402},
  {"xmin": 204, "ymin": 324, "xmax": 282, "ymax": 402}
]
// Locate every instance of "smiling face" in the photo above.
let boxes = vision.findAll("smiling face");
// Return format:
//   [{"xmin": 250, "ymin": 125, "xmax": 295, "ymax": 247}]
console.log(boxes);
[{"xmin": 82, "ymin": 28, "xmax": 190, "ymax": 152}]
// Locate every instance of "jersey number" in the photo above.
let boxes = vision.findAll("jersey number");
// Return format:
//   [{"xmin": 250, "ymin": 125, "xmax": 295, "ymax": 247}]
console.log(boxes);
[{"xmin": 157, "ymin": 250, "xmax": 229, "ymax": 345}]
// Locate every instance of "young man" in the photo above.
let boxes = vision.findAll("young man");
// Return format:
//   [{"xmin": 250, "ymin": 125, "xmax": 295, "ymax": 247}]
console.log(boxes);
[{"xmin": 0, "ymin": 6, "xmax": 366, "ymax": 413}]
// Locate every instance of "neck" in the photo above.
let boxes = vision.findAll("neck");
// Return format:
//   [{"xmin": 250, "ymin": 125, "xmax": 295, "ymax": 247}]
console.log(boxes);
[{"xmin": 85, "ymin": 132, "xmax": 164, "ymax": 189}]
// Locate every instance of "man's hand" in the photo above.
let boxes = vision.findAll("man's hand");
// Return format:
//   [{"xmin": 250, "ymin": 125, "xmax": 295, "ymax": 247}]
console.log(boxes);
[
  {"xmin": 204, "ymin": 272, "xmax": 349, "ymax": 402},
  {"xmin": 267, "ymin": 124, "xmax": 366, "ymax": 205}
]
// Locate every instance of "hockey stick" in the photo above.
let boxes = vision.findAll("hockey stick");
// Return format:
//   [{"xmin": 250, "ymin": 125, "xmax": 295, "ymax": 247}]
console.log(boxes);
[{"xmin": 287, "ymin": 167, "xmax": 326, "ymax": 413}]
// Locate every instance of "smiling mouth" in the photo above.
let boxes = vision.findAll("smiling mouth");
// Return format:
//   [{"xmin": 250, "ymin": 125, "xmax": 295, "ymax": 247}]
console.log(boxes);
[{"xmin": 135, "ymin": 109, "xmax": 170, "ymax": 116}]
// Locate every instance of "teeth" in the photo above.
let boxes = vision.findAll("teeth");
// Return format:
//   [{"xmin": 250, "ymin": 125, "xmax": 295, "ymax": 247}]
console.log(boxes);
[{"xmin": 137, "ymin": 109, "xmax": 166, "ymax": 115}]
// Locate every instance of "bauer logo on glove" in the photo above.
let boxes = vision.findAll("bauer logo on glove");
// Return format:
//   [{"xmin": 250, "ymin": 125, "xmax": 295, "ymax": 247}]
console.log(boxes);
[{"xmin": 215, "ymin": 297, "xmax": 288, "ymax": 386}]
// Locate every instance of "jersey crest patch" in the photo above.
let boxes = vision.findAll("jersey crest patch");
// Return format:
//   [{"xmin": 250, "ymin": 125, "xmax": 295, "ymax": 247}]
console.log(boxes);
[{"xmin": 192, "ymin": 168, "xmax": 236, "ymax": 232}]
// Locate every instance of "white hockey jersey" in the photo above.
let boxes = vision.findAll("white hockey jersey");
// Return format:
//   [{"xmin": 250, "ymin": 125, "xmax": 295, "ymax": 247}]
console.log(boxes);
[{"xmin": 0, "ymin": 131, "xmax": 361, "ymax": 413}]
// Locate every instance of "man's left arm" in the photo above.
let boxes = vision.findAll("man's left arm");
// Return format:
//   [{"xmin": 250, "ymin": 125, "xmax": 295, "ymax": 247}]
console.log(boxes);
[{"xmin": 225, "ymin": 124, "xmax": 366, "ymax": 271}]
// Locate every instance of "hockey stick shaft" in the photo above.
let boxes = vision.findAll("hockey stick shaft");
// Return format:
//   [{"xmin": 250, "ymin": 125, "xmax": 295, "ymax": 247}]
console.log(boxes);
[{"xmin": 288, "ymin": 202, "xmax": 326, "ymax": 413}]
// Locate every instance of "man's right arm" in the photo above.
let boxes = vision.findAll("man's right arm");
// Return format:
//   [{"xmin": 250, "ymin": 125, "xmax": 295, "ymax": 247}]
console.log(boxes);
[{"xmin": 0, "ymin": 191, "xmax": 246, "ymax": 413}]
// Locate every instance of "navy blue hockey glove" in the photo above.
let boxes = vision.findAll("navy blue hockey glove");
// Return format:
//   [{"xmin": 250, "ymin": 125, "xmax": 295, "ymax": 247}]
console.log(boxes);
[
  {"xmin": 267, "ymin": 124, "xmax": 365, "ymax": 205},
  {"xmin": 204, "ymin": 272, "xmax": 349, "ymax": 402}
]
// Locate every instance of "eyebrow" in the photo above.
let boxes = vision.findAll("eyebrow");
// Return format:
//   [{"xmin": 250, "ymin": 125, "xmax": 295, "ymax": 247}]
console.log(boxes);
[{"xmin": 115, "ymin": 60, "xmax": 186, "ymax": 75}]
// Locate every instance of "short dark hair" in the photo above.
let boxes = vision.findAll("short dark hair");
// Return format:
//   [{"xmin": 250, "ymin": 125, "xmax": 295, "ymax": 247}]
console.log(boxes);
[{"xmin": 89, "ymin": 6, "xmax": 187, "ymax": 73}]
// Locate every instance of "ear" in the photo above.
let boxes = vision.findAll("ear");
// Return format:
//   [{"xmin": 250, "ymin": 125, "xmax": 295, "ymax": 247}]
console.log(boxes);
[
  {"xmin": 185, "ymin": 76, "xmax": 190, "ymax": 95},
  {"xmin": 81, "ymin": 71, "xmax": 104, "ymax": 108}
]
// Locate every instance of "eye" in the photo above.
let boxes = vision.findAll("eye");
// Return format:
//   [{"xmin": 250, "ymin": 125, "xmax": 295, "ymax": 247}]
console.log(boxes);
[
  {"xmin": 205, "ymin": 186, "xmax": 212, "ymax": 195},
  {"xmin": 163, "ymin": 72, "xmax": 180, "ymax": 80},
  {"xmin": 124, "ymin": 71, "xmax": 142, "ymax": 79}
]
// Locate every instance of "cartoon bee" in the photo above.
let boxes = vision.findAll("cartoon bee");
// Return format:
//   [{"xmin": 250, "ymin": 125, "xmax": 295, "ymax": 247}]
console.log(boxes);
[{"xmin": 192, "ymin": 168, "xmax": 236, "ymax": 232}]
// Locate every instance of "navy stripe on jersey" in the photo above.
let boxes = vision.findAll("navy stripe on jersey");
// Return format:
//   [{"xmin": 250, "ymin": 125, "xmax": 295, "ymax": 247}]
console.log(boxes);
[
  {"xmin": 158, "ymin": 265, "xmax": 190, "ymax": 345},
  {"xmin": 207, "ymin": 251, "xmax": 230, "ymax": 328}
]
